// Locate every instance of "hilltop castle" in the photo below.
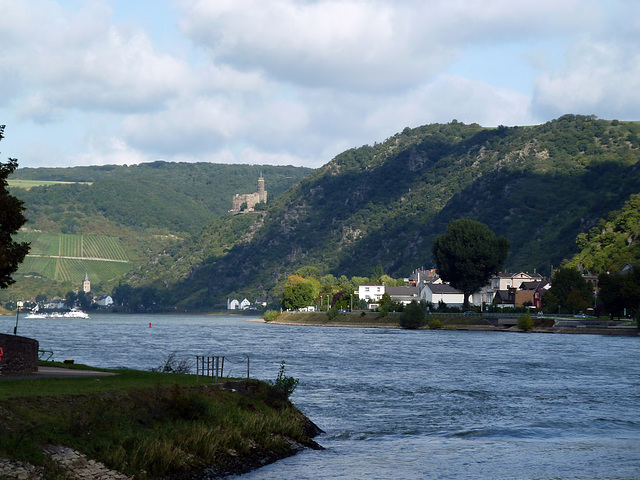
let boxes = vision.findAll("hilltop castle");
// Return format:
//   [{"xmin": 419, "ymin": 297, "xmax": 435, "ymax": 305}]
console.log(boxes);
[{"xmin": 232, "ymin": 175, "xmax": 267, "ymax": 211}]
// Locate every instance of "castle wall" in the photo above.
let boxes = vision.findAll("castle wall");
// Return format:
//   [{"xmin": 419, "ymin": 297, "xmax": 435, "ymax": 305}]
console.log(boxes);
[
  {"xmin": 0, "ymin": 333, "xmax": 39, "ymax": 376},
  {"xmin": 232, "ymin": 176, "xmax": 267, "ymax": 211}
]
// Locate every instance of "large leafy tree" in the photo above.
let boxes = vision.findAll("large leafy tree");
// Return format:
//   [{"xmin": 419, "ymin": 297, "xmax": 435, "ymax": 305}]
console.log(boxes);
[
  {"xmin": 548, "ymin": 267, "xmax": 592, "ymax": 313},
  {"xmin": 281, "ymin": 275, "xmax": 319, "ymax": 311},
  {"xmin": 0, "ymin": 125, "xmax": 30, "ymax": 289},
  {"xmin": 598, "ymin": 267, "xmax": 640, "ymax": 321},
  {"xmin": 432, "ymin": 219, "xmax": 510, "ymax": 309}
]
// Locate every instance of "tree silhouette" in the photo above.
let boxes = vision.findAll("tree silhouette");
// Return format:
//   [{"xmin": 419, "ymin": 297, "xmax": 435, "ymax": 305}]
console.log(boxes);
[
  {"xmin": 432, "ymin": 219, "xmax": 509, "ymax": 309},
  {"xmin": 0, "ymin": 125, "xmax": 30, "ymax": 288}
]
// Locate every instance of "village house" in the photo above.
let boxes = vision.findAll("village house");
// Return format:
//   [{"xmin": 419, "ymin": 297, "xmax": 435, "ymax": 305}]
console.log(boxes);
[
  {"xmin": 355, "ymin": 284, "xmax": 419, "ymax": 308},
  {"xmin": 357, "ymin": 283, "xmax": 385, "ymax": 303},
  {"xmin": 385, "ymin": 286, "xmax": 420, "ymax": 305},
  {"xmin": 95, "ymin": 295, "xmax": 114, "ymax": 307},
  {"xmin": 227, "ymin": 298, "xmax": 252, "ymax": 310},
  {"xmin": 406, "ymin": 268, "xmax": 439, "ymax": 288},
  {"xmin": 470, "ymin": 271, "xmax": 545, "ymax": 307},
  {"xmin": 419, "ymin": 283, "xmax": 465, "ymax": 308}
]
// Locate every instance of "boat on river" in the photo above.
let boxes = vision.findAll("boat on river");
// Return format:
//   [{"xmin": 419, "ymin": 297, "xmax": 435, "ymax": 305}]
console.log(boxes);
[{"xmin": 25, "ymin": 306, "xmax": 89, "ymax": 319}]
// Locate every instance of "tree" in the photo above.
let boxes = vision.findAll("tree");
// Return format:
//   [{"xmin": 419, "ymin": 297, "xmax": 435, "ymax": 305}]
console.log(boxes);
[
  {"xmin": 378, "ymin": 292, "xmax": 396, "ymax": 316},
  {"xmin": 598, "ymin": 268, "xmax": 640, "ymax": 321},
  {"xmin": 432, "ymin": 219, "xmax": 510, "ymax": 310},
  {"xmin": 76, "ymin": 290, "xmax": 92, "ymax": 311},
  {"xmin": 64, "ymin": 291, "xmax": 77, "ymax": 309},
  {"xmin": 399, "ymin": 300, "xmax": 427, "ymax": 329},
  {"xmin": 0, "ymin": 125, "xmax": 30, "ymax": 289},
  {"xmin": 566, "ymin": 289, "xmax": 590, "ymax": 314},
  {"xmin": 112, "ymin": 281, "xmax": 135, "ymax": 308},
  {"xmin": 548, "ymin": 267, "xmax": 592, "ymax": 313},
  {"xmin": 282, "ymin": 275, "xmax": 317, "ymax": 311},
  {"xmin": 517, "ymin": 313, "xmax": 534, "ymax": 331}
]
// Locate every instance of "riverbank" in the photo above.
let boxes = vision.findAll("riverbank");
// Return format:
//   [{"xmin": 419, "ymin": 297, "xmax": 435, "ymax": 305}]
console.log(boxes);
[
  {"xmin": 0, "ymin": 363, "xmax": 322, "ymax": 479},
  {"xmin": 267, "ymin": 312, "xmax": 498, "ymax": 330},
  {"xmin": 267, "ymin": 312, "xmax": 639, "ymax": 335}
]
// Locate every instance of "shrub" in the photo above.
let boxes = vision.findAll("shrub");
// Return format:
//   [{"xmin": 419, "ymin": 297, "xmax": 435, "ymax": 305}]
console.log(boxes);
[
  {"xmin": 150, "ymin": 352, "xmax": 192, "ymax": 374},
  {"xmin": 269, "ymin": 361, "xmax": 299, "ymax": 399},
  {"xmin": 428, "ymin": 317, "xmax": 443, "ymax": 329},
  {"xmin": 263, "ymin": 310, "xmax": 281, "ymax": 322},
  {"xmin": 517, "ymin": 313, "xmax": 534, "ymax": 331},
  {"xmin": 399, "ymin": 300, "xmax": 427, "ymax": 329},
  {"xmin": 326, "ymin": 306, "xmax": 339, "ymax": 320}
]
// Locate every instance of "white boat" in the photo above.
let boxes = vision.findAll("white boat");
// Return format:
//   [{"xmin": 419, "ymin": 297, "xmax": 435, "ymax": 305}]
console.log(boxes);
[{"xmin": 25, "ymin": 306, "xmax": 89, "ymax": 319}]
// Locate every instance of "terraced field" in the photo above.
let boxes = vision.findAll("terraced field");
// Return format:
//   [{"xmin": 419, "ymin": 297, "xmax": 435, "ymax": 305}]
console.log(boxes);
[{"xmin": 15, "ymin": 232, "xmax": 133, "ymax": 284}]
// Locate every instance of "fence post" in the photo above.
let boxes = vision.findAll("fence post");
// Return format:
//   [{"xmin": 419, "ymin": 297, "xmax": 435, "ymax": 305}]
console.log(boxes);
[{"xmin": 247, "ymin": 357, "xmax": 250, "ymax": 379}]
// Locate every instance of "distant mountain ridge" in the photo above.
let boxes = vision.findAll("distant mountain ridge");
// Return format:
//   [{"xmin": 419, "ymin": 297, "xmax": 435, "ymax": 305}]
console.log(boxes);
[
  {"xmin": 135, "ymin": 115, "xmax": 640, "ymax": 308},
  {"xmin": 11, "ymin": 162, "xmax": 313, "ymax": 235}
]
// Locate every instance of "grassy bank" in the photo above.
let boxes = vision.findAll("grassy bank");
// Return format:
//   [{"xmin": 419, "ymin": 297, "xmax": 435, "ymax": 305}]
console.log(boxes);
[
  {"xmin": 0, "ymin": 364, "xmax": 321, "ymax": 479},
  {"xmin": 268, "ymin": 311, "xmax": 488, "ymax": 329}
]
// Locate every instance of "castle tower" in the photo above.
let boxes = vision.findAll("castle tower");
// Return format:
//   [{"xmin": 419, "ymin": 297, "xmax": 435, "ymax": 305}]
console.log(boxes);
[
  {"xmin": 82, "ymin": 273, "xmax": 91, "ymax": 293},
  {"xmin": 258, "ymin": 174, "xmax": 267, "ymax": 204}
]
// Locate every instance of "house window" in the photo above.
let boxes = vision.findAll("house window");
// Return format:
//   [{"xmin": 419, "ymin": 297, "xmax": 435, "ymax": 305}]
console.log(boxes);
[{"xmin": 365, "ymin": 287, "xmax": 370, "ymax": 292}]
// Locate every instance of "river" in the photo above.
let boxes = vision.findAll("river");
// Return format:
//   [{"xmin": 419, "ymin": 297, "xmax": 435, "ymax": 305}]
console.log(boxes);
[{"xmin": 2, "ymin": 313, "xmax": 639, "ymax": 479}]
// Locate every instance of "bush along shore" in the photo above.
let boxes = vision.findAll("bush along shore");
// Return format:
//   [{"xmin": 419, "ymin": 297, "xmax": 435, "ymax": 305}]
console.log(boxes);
[
  {"xmin": 0, "ymin": 365, "xmax": 323, "ymax": 479},
  {"xmin": 265, "ymin": 311, "xmax": 639, "ymax": 335}
]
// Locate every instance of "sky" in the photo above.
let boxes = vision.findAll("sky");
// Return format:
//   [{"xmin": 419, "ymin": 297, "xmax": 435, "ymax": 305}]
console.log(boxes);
[{"xmin": 1, "ymin": 0, "xmax": 639, "ymax": 169}]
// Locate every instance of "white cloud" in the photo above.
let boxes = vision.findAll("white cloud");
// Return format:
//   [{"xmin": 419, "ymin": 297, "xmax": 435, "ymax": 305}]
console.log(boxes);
[
  {"xmin": 177, "ymin": 0, "xmax": 597, "ymax": 92},
  {"xmin": 364, "ymin": 75, "xmax": 533, "ymax": 132},
  {"xmin": 1, "ymin": 1, "xmax": 638, "ymax": 169},
  {"xmin": 533, "ymin": 40, "xmax": 640, "ymax": 120},
  {"xmin": 0, "ymin": 0, "xmax": 190, "ymax": 117},
  {"xmin": 69, "ymin": 135, "xmax": 148, "ymax": 167}
]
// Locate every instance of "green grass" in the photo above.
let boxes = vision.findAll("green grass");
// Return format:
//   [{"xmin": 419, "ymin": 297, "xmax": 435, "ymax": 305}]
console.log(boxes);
[
  {"xmin": 0, "ymin": 362, "xmax": 200, "ymax": 399},
  {"xmin": 273, "ymin": 311, "xmax": 489, "ymax": 329},
  {"xmin": 0, "ymin": 363, "xmax": 319, "ymax": 479},
  {"xmin": 8, "ymin": 179, "xmax": 92, "ymax": 189}
]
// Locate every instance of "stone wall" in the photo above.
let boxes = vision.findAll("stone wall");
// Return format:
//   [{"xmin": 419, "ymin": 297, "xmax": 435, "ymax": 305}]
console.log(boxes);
[{"xmin": 0, "ymin": 333, "xmax": 39, "ymax": 376}]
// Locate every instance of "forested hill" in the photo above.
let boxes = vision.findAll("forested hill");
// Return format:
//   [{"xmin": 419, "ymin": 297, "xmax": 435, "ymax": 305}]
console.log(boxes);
[
  {"xmin": 11, "ymin": 162, "xmax": 312, "ymax": 235},
  {"xmin": 566, "ymin": 193, "xmax": 640, "ymax": 273},
  {"xmin": 131, "ymin": 115, "xmax": 640, "ymax": 308}
]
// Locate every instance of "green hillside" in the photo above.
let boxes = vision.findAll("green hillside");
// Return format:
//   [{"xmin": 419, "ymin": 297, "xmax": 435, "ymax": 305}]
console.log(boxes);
[
  {"xmin": 3, "ymin": 163, "xmax": 311, "ymax": 301},
  {"xmin": 129, "ymin": 115, "xmax": 640, "ymax": 308},
  {"xmin": 0, "ymin": 232, "xmax": 134, "ymax": 301},
  {"xmin": 566, "ymin": 193, "xmax": 640, "ymax": 273},
  {"xmin": 11, "ymin": 162, "xmax": 312, "ymax": 234}
]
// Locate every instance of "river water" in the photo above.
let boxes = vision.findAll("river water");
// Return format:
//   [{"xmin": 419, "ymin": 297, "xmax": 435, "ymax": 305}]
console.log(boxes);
[{"xmin": 2, "ymin": 313, "xmax": 639, "ymax": 479}]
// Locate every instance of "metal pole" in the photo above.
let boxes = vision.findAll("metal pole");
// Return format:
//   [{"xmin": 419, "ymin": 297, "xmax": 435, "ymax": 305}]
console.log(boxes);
[
  {"xmin": 14, "ymin": 301, "xmax": 22, "ymax": 335},
  {"xmin": 247, "ymin": 357, "xmax": 250, "ymax": 379}
]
